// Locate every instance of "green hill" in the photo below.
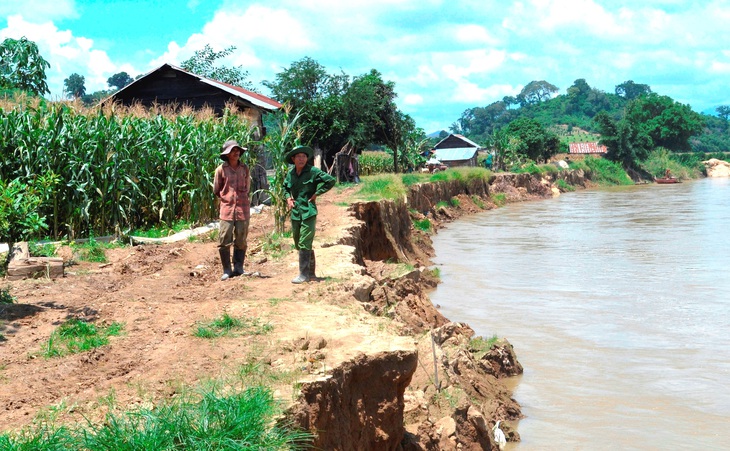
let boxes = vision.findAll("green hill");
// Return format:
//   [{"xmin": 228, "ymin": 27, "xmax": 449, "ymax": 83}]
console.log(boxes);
[{"xmin": 452, "ymin": 78, "xmax": 730, "ymax": 154}]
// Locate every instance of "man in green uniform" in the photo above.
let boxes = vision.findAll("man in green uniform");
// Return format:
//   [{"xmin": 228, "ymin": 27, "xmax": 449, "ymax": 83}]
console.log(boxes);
[{"xmin": 283, "ymin": 145, "xmax": 336, "ymax": 284}]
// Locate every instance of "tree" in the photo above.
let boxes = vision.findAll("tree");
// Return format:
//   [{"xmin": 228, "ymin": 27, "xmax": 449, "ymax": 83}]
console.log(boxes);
[
  {"xmin": 264, "ymin": 57, "xmax": 349, "ymax": 157},
  {"xmin": 594, "ymin": 111, "xmax": 652, "ymax": 168},
  {"xmin": 63, "ymin": 73, "xmax": 86, "ymax": 99},
  {"xmin": 716, "ymin": 105, "xmax": 730, "ymax": 122},
  {"xmin": 615, "ymin": 80, "xmax": 652, "ymax": 100},
  {"xmin": 180, "ymin": 44, "xmax": 254, "ymax": 90},
  {"xmin": 499, "ymin": 117, "xmax": 561, "ymax": 163},
  {"xmin": 264, "ymin": 58, "xmax": 412, "ymax": 170},
  {"xmin": 107, "ymin": 71, "xmax": 134, "ymax": 90},
  {"xmin": 0, "ymin": 37, "xmax": 51, "ymax": 96},
  {"xmin": 624, "ymin": 94, "xmax": 704, "ymax": 151},
  {"xmin": 517, "ymin": 80, "xmax": 559, "ymax": 106}
]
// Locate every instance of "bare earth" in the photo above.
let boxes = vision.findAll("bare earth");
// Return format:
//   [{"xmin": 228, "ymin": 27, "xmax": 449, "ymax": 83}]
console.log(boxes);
[{"xmin": 1, "ymin": 186, "xmax": 424, "ymax": 430}]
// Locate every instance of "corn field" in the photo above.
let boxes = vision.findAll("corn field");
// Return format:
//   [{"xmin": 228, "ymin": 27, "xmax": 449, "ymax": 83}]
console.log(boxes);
[
  {"xmin": 0, "ymin": 97, "xmax": 257, "ymax": 240},
  {"xmin": 358, "ymin": 151, "xmax": 393, "ymax": 175}
]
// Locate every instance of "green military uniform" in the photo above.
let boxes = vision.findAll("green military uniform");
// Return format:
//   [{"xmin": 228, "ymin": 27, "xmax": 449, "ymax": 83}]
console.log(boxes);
[
  {"xmin": 284, "ymin": 164, "xmax": 336, "ymax": 251},
  {"xmin": 283, "ymin": 145, "xmax": 336, "ymax": 283}
]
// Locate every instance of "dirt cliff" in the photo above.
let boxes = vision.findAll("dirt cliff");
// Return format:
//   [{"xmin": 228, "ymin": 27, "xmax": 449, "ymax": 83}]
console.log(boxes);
[{"xmin": 0, "ymin": 170, "xmax": 590, "ymax": 450}]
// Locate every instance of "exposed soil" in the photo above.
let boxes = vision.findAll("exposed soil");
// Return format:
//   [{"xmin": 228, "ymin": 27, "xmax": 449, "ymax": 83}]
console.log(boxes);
[{"xmin": 0, "ymin": 175, "xmax": 549, "ymax": 449}]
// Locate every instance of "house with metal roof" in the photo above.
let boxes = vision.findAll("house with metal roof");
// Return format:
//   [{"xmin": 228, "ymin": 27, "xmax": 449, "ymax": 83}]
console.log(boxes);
[
  {"xmin": 104, "ymin": 63, "xmax": 281, "ymax": 139},
  {"xmin": 432, "ymin": 133, "xmax": 482, "ymax": 167},
  {"xmin": 568, "ymin": 142, "xmax": 607, "ymax": 155}
]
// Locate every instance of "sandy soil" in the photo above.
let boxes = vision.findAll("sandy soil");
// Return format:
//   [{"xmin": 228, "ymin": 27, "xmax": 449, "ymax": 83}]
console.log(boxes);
[{"xmin": 0, "ymin": 186, "xmax": 418, "ymax": 431}]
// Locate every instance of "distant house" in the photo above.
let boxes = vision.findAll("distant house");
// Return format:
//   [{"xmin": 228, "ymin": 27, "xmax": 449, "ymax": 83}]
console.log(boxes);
[
  {"xmin": 432, "ymin": 133, "xmax": 482, "ymax": 167},
  {"xmin": 569, "ymin": 142, "xmax": 607, "ymax": 155},
  {"xmin": 104, "ymin": 63, "xmax": 281, "ymax": 140}
]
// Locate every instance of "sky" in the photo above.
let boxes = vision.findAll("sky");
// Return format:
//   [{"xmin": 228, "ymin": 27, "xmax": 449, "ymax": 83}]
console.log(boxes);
[{"xmin": 2, "ymin": 0, "xmax": 729, "ymax": 133}]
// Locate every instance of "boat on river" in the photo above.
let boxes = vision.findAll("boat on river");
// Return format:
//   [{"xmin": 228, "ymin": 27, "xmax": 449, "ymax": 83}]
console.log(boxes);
[{"xmin": 655, "ymin": 177, "xmax": 681, "ymax": 184}]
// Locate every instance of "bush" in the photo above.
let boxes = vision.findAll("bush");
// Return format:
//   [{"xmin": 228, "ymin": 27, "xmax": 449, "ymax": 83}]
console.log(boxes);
[{"xmin": 582, "ymin": 156, "xmax": 633, "ymax": 185}]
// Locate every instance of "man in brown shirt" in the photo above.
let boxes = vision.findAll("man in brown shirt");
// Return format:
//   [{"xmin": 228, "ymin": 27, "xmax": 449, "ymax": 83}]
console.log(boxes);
[{"xmin": 213, "ymin": 140, "xmax": 251, "ymax": 280}]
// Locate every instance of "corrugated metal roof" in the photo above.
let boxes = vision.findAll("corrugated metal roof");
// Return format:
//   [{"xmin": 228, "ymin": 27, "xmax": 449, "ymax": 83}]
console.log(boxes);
[
  {"xmin": 107, "ymin": 63, "xmax": 282, "ymax": 111},
  {"xmin": 569, "ymin": 142, "xmax": 607, "ymax": 154},
  {"xmin": 433, "ymin": 133, "xmax": 482, "ymax": 149},
  {"xmin": 432, "ymin": 147, "xmax": 478, "ymax": 161}
]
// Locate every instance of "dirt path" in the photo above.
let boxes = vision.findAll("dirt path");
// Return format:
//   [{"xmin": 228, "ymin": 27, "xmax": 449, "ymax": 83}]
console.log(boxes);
[{"xmin": 1, "ymin": 187, "xmax": 416, "ymax": 430}]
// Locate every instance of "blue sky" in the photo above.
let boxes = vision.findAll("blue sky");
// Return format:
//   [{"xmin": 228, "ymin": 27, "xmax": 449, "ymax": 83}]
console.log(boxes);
[{"xmin": 2, "ymin": 0, "xmax": 729, "ymax": 133}]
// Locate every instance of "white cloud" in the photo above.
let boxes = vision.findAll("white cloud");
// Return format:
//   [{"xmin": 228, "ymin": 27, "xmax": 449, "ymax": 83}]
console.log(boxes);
[
  {"xmin": 0, "ymin": 0, "xmax": 77, "ymax": 23},
  {"xmin": 403, "ymin": 93, "xmax": 423, "ymax": 105},
  {"xmin": 1, "ymin": 15, "xmax": 143, "ymax": 98},
  {"xmin": 453, "ymin": 24, "xmax": 500, "ymax": 46},
  {"xmin": 150, "ymin": 5, "xmax": 311, "ymax": 75}
]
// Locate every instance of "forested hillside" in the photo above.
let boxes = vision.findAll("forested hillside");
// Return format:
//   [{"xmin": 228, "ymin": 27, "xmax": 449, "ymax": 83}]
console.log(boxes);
[{"xmin": 450, "ymin": 78, "xmax": 730, "ymax": 154}]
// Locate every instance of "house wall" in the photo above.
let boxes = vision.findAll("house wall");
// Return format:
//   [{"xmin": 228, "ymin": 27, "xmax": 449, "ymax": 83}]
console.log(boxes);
[{"xmin": 442, "ymin": 157, "xmax": 477, "ymax": 167}]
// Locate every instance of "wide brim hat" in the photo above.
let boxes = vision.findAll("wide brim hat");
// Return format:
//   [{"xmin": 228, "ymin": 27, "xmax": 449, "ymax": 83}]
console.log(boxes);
[
  {"xmin": 285, "ymin": 145, "xmax": 314, "ymax": 162},
  {"xmin": 220, "ymin": 140, "xmax": 247, "ymax": 161}
]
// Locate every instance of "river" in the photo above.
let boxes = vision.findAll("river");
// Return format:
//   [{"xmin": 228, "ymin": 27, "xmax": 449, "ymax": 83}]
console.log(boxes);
[{"xmin": 429, "ymin": 177, "xmax": 730, "ymax": 450}]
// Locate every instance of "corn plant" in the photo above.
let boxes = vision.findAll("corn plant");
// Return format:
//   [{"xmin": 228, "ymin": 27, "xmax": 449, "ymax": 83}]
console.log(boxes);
[
  {"xmin": 0, "ymin": 98, "xmax": 257, "ymax": 240},
  {"xmin": 261, "ymin": 105, "xmax": 304, "ymax": 234}
]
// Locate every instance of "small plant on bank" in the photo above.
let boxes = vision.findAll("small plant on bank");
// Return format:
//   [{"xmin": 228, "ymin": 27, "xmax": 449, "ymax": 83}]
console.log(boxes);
[
  {"xmin": 42, "ymin": 318, "xmax": 124, "ymax": 358},
  {"xmin": 449, "ymin": 197, "xmax": 460, "ymax": 208},
  {"xmin": 490, "ymin": 193, "xmax": 507, "ymax": 207},
  {"xmin": 469, "ymin": 334, "xmax": 500, "ymax": 359},
  {"xmin": 471, "ymin": 195, "xmax": 486, "ymax": 209},
  {"xmin": 401, "ymin": 173, "xmax": 422, "ymax": 186},
  {"xmin": 435, "ymin": 200, "xmax": 449, "ymax": 210},
  {"xmin": 413, "ymin": 218, "xmax": 432, "ymax": 233},
  {"xmin": 195, "ymin": 313, "xmax": 273, "ymax": 339},
  {"xmin": 555, "ymin": 179, "xmax": 575, "ymax": 192}
]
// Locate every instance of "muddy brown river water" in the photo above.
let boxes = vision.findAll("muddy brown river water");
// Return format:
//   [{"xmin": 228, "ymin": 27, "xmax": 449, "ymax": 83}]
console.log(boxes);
[{"xmin": 431, "ymin": 178, "xmax": 730, "ymax": 450}]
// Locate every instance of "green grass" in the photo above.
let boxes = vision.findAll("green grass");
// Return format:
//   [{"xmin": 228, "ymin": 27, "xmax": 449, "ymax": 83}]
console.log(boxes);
[
  {"xmin": 413, "ymin": 218, "xmax": 432, "ymax": 233},
  {"xmin": 29, "ymin": 242, "xmax": 57, "ymax": 257},
  {"xmin": 435, "ymin": 200, "xmax": 449, "ymax": 209},
  {"xmin": 70, "ymin": 237, "xmax": 122, "ymax": 263},
  {"xmin": 0, "ymin": 385, "xmax": 311, "ymax": 450},
  {"xmin": 259, "ymin": 231, "xmax": 291, "ymax": 260},
  {"xmin": 555, "ymin": 179, "xmax": 575, "ymax": 192},
  {"xmin": 195, "ymin": 313, "xmax": 273, "ymax": 339},
  {"xmin": 130, "ymin": 219, "xmax": 194, "ymax": 238},
  {"xmin": 469, "ymin": 334, "xmax": 500, "ymax": 359},
  {"xmin": 490, "ymin": 193, "xmax": 507, "ymax": 207},
  {"xmin": 449, "ymin": 197, "xmax": 460, "ymax": 207},
  {"xmin": 0, "ymin": 287, "xmax": 14, "ymax": 304},
  {"xmin": 640, "ymin": 147, "xmax": 704, "ymax": 180},
  {"xmin": 42, "ymin": 318, "xmax": 124, "ymax": 358},
  {"xmin": 470, "ymin": 195, "xmax": 486, "ymax": 209},
  {"xmin": 355, "ymin": 174, "xmax": 408, "ymax": 201},
  {"xmin": 581, "ymin": 156, "xmax": 634, "ymax": 185}
]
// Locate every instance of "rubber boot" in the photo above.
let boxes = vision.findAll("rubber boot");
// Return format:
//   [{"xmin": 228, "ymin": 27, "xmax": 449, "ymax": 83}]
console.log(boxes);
[
  {"xmin": 308, "ymin": 250, "xmax": 316, "ymax": 280},
  {"xmin": 233, "ymin": 249, "xmax": 246, "ymax": 276},
  {"xmin": 291, "ymin": 250, "xmax": 310, "ymax": 284},
  {"xmin": 219, "ymin": 247, "xmax": 233, "ymax": 281}
]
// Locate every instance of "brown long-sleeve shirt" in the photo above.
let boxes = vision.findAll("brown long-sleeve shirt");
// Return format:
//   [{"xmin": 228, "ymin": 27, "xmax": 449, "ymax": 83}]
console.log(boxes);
[{"xmin": 213, "ymin": 162, "xmax": 250, "ymax": 221}]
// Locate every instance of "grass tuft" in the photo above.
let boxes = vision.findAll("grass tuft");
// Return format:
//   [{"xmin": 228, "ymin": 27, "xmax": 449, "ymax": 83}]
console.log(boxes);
[
  {"xmin": 469, "ymin": 334, "xmax": 500, "ymax": 359},
  {"xmin": 195, "ymin": 313, "xmax": 273, "ymax": 339},
  {"xmin": 42, "ymin": 318, "xmax": 124, "ymax": 358},
  {"xmin": 0, "ymin": 385, "xmax": 312, "ymax": 449}
]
